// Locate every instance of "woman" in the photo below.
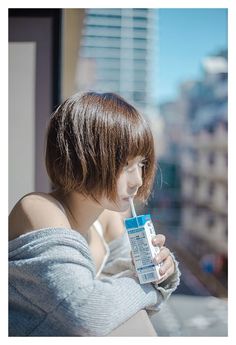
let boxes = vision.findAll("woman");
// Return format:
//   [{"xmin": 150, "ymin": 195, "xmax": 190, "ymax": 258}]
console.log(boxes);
[{"xmin": 9, "ymin": 92, "xmax": 180, "ymax": 336}]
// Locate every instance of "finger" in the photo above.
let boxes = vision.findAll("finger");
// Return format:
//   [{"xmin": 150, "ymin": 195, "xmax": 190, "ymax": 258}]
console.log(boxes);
[
  {"xmin": 155, "ymin": 264, "xmax": 175, "ymax": 284},
  {"xmin": 153, "ymin": 247, "xmax": 170, "ymax": 264},
  {"xmin": 155, "ymin": 272, "xmax": 168, "ymax": 284},
  {"xmin": 152, "ymin": 234, "xmax": 165, "ymax": 247},
  {"xmin": 161, "ymin": 266, "xmax": 175, "ymax": 279},
  {"xmin": 159, "ymin": 256, "xmax": 174, "ymax": 275}
]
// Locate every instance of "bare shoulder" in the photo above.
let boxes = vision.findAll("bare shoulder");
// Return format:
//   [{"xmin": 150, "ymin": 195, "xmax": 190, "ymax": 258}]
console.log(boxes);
[
  {"xmin": 99, "ymin": 209, "xmax": 127, "ymax": 243},
  {"xmin": 9, "ymin": 192, "xmax": 71, "ymax": 241}
]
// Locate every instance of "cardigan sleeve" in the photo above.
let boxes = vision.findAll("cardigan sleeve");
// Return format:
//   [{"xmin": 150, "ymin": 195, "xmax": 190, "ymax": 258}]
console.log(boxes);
[
  {"xmin": 101, "ymin": 230, "xmax": 181, "ymax": 310},
  {"xmin": 9, "ymin": 229, "xmax": 165, "ymax": 336}
]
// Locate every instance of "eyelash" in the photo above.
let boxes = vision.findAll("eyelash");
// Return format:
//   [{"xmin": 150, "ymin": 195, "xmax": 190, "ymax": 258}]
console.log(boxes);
[{"xmin": 125, "ymin": 160, "xmax": 146, "ymax": 171}]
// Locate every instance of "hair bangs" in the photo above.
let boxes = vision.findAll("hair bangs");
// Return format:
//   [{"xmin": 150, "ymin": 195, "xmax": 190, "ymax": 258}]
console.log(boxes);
[
  {"xmin": 114, "ymin": 107, "xmax": 154, "ymax": 169},
  {"xmin": 127, "ymin": 119, "xmax": 153, "ymax": 161},
  {"xmin": 111, "ymin": 107, "xmax": 156, "ymax": 202}
]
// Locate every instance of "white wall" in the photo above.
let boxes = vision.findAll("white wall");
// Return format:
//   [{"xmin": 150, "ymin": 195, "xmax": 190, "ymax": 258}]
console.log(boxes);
[{"xmin": 9, "ymin": 42, "xmax": 36, "ymax": 212}]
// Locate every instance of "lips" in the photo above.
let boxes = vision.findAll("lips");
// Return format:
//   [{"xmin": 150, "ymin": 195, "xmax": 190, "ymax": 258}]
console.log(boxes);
[
  {"xmin": 122, "ymin": 195, "xmax": 135, "ymax": 201},
  {"xmin": 122, "ymin": 197, "xmax": 129, "ymax": 201}
]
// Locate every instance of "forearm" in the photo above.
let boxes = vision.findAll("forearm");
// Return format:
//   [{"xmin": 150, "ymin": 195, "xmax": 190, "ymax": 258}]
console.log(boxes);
[
  {"xmin": 104, "ymin": 253, "xmax": 180, "ymax": 305},
  {"xmin": 54, "ymin": 273, "xmax": 163, "ymax": 336}
]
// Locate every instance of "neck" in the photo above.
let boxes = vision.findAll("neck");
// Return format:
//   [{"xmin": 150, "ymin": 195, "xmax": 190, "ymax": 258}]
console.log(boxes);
[{"xmin": 50, "ymin": 190, "xmax": 104, "ymax": 236}]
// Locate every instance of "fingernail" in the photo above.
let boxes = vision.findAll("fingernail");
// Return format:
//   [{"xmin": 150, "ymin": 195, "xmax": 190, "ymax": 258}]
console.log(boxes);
[
  {"xmin": 159, "ymin": 268, "xmax": 165, "ymax": 275},
  {"xmin": 153, "ymin": 256, "xmax": 160, "ymax": 264}
]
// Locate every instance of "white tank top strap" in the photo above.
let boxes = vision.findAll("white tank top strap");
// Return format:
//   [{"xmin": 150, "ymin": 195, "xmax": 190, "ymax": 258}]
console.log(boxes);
[
  {"xmin": 93, "ymin": 220, "xmax": 110, "ymax": 278},
  {"xmin": 93, "ymin": 220, "xmax": 109, "ymax": 252},
  {"xmin": 93, "ymin": 220, "xmax": 104, "ymax": 237}
]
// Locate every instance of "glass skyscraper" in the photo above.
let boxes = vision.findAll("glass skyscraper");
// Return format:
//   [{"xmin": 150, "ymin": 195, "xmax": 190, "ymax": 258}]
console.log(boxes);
[{"xmin": 76, "ymin": 8, "xmax": 157, "ymax": 111}]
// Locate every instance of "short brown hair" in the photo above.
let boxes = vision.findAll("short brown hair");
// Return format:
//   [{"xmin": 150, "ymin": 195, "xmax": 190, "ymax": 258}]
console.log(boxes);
[{"xmin": 45, "ymin": 92, "xmax": 156, "ymax": 202}]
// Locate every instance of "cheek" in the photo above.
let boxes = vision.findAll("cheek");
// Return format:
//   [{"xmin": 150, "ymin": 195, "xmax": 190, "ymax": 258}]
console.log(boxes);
[{"xmin": 116, "ymin": 173, "xmax": 127, "ymax": 194}]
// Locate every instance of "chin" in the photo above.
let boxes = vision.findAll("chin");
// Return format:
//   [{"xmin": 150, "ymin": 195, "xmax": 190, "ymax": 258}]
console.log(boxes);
[
  {"xmin": 110, "ymin": 204, "xmax": 129, "ymax": 213},
  {"xmin": 103, "ymin": 199, "xmax": 130, "ymax": 213}
]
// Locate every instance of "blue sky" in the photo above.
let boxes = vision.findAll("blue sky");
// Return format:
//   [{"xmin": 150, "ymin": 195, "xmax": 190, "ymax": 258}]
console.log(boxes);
[{"xmin": 155, "ymin": 8, "xmax": 228, "ymax": 104}]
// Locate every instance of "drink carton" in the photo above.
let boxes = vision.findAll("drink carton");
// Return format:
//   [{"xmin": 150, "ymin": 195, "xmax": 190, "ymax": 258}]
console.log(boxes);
[{"xmin": 124, "ymin": 213, "xmax": 162, "ymax": 284}]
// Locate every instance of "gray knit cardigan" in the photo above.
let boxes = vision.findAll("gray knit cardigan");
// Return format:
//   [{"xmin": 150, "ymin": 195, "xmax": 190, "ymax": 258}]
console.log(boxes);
[{"xmin": 9, "ymin": 227, "xmax": 180, "ymax": 336}]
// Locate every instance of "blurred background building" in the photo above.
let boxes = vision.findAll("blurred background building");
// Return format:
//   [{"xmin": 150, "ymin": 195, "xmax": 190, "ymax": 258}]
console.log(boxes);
[
  {"xmin": 76, "ymin": 8, "xmax": 156, "ymax": 111},
  {"xmin": 148, "ymin": 48, "xmax": 228, "ymax": 335},
  {"xmin": 152, "ymin": 49, "xmax": 228, "ymax": 284},
  {"xmin": 76, "ymin": 8, "xmax": 164, "ymax": 156},
  {"xmin": 8, "ymin": 8, "xmax": 228, "ymax": 336}
]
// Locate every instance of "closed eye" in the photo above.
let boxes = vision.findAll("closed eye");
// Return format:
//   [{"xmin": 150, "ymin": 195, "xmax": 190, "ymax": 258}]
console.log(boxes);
[{"xmin": 125, "ymin": 159, "xmax": 147, "ymax": 172}]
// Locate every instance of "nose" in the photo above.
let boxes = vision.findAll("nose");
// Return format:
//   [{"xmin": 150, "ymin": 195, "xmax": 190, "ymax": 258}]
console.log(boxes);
[{"xmin": 128, "ymin": 166, "xmax": 143, "ymax": 191}]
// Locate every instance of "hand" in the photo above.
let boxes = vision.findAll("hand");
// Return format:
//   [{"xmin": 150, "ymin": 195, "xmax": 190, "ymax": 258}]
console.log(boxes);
[{"xmin": 152, "ymin": 234, "xmax": 175, "ymax": 284}]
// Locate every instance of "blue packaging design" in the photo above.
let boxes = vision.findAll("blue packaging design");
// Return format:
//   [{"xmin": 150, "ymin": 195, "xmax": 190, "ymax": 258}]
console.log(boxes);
[{"xmin": 124, "ymin": 212, "xmax": 162, "ymax": 284}]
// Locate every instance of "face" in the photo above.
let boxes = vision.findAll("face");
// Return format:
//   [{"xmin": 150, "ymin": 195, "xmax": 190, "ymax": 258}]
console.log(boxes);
[{"xmin": 100, "ymin": 156, "xmax": 145, "ymax": 212}]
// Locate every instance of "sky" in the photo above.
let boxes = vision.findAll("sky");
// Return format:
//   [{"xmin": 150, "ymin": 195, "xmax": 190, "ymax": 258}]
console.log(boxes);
[{"xmin": 155, "ymin": 8, "xmax": 228, "ymax": 105}]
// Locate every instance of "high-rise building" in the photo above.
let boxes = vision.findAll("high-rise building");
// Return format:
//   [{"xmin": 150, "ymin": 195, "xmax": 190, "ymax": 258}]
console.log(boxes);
[
  {"xmin": 157, "ymin": 50, "xmax": 228, "ymax": 281},
  {"xmin": 179, "ymin": 50, "xmax": 228, "ymax": 279},
  {"xmin": 76, "ymin": 8, "xmax": 157, "ymax": 111}
]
